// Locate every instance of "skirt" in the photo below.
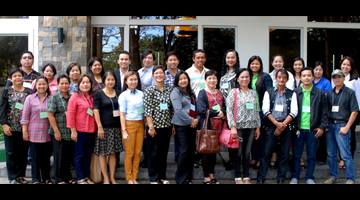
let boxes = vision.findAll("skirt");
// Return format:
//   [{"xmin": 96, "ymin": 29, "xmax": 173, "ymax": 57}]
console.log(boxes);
[{"xmin": 94, "ymin": 127, "xmax": 123, "ymax": 156}]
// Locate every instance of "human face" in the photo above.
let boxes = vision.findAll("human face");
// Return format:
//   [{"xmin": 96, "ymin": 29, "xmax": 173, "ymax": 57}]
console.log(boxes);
[
  {"xmin": 143, "ymin": 54, "xmax": 154, "ymax": 68},
  {"xmin": 91, "ymin": 60, "xmax": 103, "ymax": 76},
  {"xmin": 237, "ymin": 70, "xmax": 250, "ymax": 89},
  {"xmin": 275, "ymin": 72, "xmax": 288, "ymax": 87},
  {"xmin": 192, "ymin": 52, "xmax": 206, "ymax": 68},
  {"xmin": 205, "ymin": 74, "xmax": 218, "ymax": 89},
  {"xmin": 166, "ymin": 55, "xmax": 179, "ymax": 70},
  {"xmin": 126, "ymin": 74, "xmax": 138, "ymax": 90},
  {"xmin": 35, "ymin": 78, "xmax": 48, "ymax": 94},
  {"xmin": 69, "ymin": 65, "xmax": 80, "ymax": 82},
  {"xmin": 117, "ymin": 53, "xmax": 131, "ymax": 71},
  {"xmin": 43, "ymin": 66, "xmax": 54, "ymax": 80},
  {"xmin": 20, "ymin": 53, "xmax": 34, "ymax": 69},
  {"xmin": 293, "ymin": 60, "xmax": 304, "ymax": 74},
  {"xmin": 58, "ymin": 78, "xmax": 70, "ymax": 94},
  {"xmin": 313, "ymin": 65, "xmax": 323, "ymax": 79},
  {"xmin": 300, "ymin": 69, "xmax": 313, "ymax": 86},
  {"xmin": 79, "ymin": 77, "xmax": 91, "ymax": 94},
  {"xmin": 10, "ymin": 71, "xmax": 23, "ymax": 86},
  {"xmin": 332, "ymin": 75, "xmax": 345, "ymax": 87},
  {"xmin": 341, "ymin": 59, "xmax": 351, "ymax": 75},
  {"xmin": 272, "ymin": 56, "xmax": 284, "ymax": 71},
  {"xmin": 178, "ymin": 73, "xmax": 189, "ymax": 90},
  {"xmin": 153, "ymin": 68, "xmax": 165, "ymax": 83},
  {"xmin": 104, "ymin": 74, "xmax": 116, "ymax": 89},
  {"xmin": 225, "ymin": 51, "xmax": 237, "ymax": 68},
  {"xmin": 250, "ymin": 59, "xmax": 261, "ymax": 74}
]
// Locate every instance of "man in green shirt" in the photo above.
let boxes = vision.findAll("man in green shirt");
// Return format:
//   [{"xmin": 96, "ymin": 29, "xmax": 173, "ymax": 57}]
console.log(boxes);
[{"xmin": 290, "ymin": 67, "xmax": 327, "ymax": 184}]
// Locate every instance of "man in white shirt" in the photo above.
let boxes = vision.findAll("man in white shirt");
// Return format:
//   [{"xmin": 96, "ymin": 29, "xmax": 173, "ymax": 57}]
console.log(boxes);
[{"xmin": 185, "ymin": 49, "xmax": 209, "ymax": 97}]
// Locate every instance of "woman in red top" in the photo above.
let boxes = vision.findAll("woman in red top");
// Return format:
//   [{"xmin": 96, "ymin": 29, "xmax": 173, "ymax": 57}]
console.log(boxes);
[{"xmin": 66, "ymin": 74, "xmax": 97, "ymax": 184}]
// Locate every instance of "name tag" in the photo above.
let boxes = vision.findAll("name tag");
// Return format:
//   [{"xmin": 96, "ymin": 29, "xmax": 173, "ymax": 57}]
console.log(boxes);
[
  {"xmin": 40, "ymin": 111, "xmax": 48, "ymax": 119},
  {"xmin": 87, "ymin": 108, "xmax": 94, "ymax": 116},
  {"xmin": 332, "ymin": 106, "xmax": 339, "ymax": 113},
  {"xmin": 199, "ymin": 82, "xmax": 206, "ymax": 89},
  {"xmin": 302, "ymin": 105, "xmax": 310, "ymax": 112},
  {"xmin": 275, "ymin": 104, "xmax": 284, "ymax": 112},
  {"xmin": 246, "ymin": 103, "xmax": 254, "ymax": 110},
  {"xmin": 212, "ymin": 104, "xmax": 221, "ymax": 111},
  {"xmin": 113, "ymin": 110, "xmax": 120, "ymax": 117},
  {"xmin": 190, "ymin": 104, "xmax": 196, "ymax": 111},
  {"xmin": 23, "ymin": 82, "xmax": 31, "ymax": 88},
  {"xmin": 160, "ymin": 103, "xmax": 168, "ymax": 110},
  {"xmin": 15, "ymin": 102, "xmax": 24, "ymax": 110},
  {"xmin": 221, "ymin": 82, "xmax": 229, "ymax": 89},
  {"xmin": 138, "ymin": 107, "xmax": 144, "ymax": 114}
]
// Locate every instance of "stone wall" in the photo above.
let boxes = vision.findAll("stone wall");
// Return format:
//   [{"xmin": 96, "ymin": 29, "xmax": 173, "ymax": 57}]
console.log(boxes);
[{"xmin": 38, "ymin": 16, "xmax": 91, "ymax": 75}]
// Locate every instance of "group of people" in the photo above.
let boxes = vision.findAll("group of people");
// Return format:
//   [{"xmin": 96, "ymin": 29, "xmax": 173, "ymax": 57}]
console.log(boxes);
[{"xmin": 0, "ymin": 49, "xmax": 359, "ymax": 185}]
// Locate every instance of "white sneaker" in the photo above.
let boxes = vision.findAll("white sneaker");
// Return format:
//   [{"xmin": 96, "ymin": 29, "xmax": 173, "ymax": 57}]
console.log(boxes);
[
  {"xmin": 290, "ymin": 178, "xmax": 298, "ymax": 184},
  {"xmin": 306, "ymin": 179, "xmax": 315, "ymax": 184}
]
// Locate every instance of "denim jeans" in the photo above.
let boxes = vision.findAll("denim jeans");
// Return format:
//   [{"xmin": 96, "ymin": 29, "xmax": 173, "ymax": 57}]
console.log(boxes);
[
  {"xmin": 326, "ymin": 122, "xmax": 355, "ymax": 182},
  {"xmin": 291, "ymin": 129, "xmax": 318, "ymax": 181}
]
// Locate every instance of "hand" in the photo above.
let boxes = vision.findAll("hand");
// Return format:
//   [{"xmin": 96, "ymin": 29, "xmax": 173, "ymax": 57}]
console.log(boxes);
[
  {"xmin": 217, "ymin": 110, "xmax": 224, "ymax": 118},
  {"xmin": 276, "ymin": 122, "xmax": 286, "ymax": 131},
  {"xmin": 314, "ymin": 128, "xmax": 324, "ymax": 138},
  {"xmin": 54, "ymin": 130, "xmax": 62, "ymax": 141},
  {"xmin": 23, "ymin": 131, "xmax": 29, "ymax": 141},
  {"xmin": 122, "ymin": 131, "xmax": 130, "ymax": 141},
  {"xmin": 191, "ymin": 119, "xmax": 199, "ymax": 128},
  {"xmin": 274, "ymin": 128, "xmax": 281, "ymax": 136},
  {"xmin": 2, "ymin": 124, "xmax": 12, "ymax": 136},
  {"xmin": 97, "ymin": 127, "xmax": 104, "ymax": 139},
  {"xmin": 148, "ymin": 128, "xmax": 156, "ymax": 137},
  {"xmin": 254, "ymin": 128, "xmax": 260, "ymax": 140},
  {"xmin": 339, "ymin": 126, "xmax": 350, "ymax": 135},
  {"xmin": 71, "ymin": 131, "xmax": 78, "ymax": 142},
  {"xmin": 172, "ymin": 126, "xmax": 176, "ymax": 136}
]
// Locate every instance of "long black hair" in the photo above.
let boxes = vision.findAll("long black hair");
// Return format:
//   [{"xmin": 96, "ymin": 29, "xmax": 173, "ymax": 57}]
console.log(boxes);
[
  {"xmin": 247, "ymin": 55, "xmax": 263, "ymax": 94},
  {"xmin": 220, "ymin": 49, "xmax": 240, "ymax": 77},
  {"xmin": 235, "ymin": 68, "xmax": 253, "ymax": 90},
  {"xmin": 173, "ymin": 70, "xmax": 196, "ymax": 99}
]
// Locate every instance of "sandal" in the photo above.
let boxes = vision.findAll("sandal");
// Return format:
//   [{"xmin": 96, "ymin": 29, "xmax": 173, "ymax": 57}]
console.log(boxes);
[
  {"xmin": 44, "ymin": 180, "xmax": 53, "ymax": 184},
  {"xmin": 210, "ymin": 179, "xmax": 220, "ymax": 184},
  {"xmin": 33, "ymin": 182, "xmax": 41, "ymax": 184},
  {"xmin": 160, "ymin": 179, "xmax": 170, "ymax": 184},
  {"xmin": 58, "ymin": 181, "xmax": 66, "ymax": 184},
  {"xmin": 68, "ymin": 180, "xmax": 77, "ymax": 184},
  {"xmin": 84, "ymin": 177, "xmax": 95, "ymax": 184},
  {"xmin": 16, "ymin": 177, "xmax": 28, "ymax": 184},
  {"xmin": 235, "ymin": 177, "xmax": 244, "ymax": 184},
  {"xmin": 77, "ymin": 179, "xmax": 87, "ymax": 184},
  {"xmin": 338, "ymin": 160, "xmax": 345, "ymax": 169},
  {"xmin": 9, "ymin": 180, "xmax": 20, "ymax": 184}
]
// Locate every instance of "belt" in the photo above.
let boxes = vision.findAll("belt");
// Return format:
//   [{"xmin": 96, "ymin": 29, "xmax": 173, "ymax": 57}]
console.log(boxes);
[{"xmin": 330, "ymin": 119, "xmax": 347, "ymax": 124}]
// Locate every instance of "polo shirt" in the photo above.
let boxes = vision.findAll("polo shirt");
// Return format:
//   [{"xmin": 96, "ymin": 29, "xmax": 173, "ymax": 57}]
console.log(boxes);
[
  {"xmin": 119, "ymin": 89, "xmax": 144, "ymax": 121},
  {"xmin": 327, "ymin": 84, "xmax": 359, "ymax": 121},
  {"xmin": 300, "ymin": 85, "xmax": 313, "ymax": 130},
  {"xmin": 185, "ymin": 64, "xmax": 209, "ymax": 97},
  {"xmin": 312, "ymin": 77, "xmax": 332, "ymax": 93},
  {"xmin": 5, "ymin": 69, "xmax": 41, "ymax": 89}
]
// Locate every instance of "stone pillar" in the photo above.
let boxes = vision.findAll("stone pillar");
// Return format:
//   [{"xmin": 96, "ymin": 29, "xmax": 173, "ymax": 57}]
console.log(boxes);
[{"xmin": 38, "ymin": 16, "xmax": 91, "ymax": 75}]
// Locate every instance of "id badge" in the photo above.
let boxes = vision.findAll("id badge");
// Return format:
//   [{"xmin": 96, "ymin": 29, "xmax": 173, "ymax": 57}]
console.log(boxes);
[
  {"xmin": 160, "ymin": 103, "xmax": 168, "ymax": 110},
  {"xmin": 221, "ymin": 82, "xmax": 229, "ymax": 89},
  {"xmin": 15, "ymin": 102, "xmax": 24, "ymax": 110},
  {"xmin": 199, "ymin": 82, "xmax": 206, "ymax": 89},
  {"xmin": 87, "ymin": 108, "xmax": 94, "ymax": 116},
  {"xmin": 113, "ymin": 110, "xmax": 120, "ymax": 117},
  {"xmin": 246, "ymin": 103, "xmax": 254, "ymax": 110},
  {"xmin": 40, "ymin": 111, "xmax": 48, "ymax": 119},
  {"xmin": 23, "ymin": 82, "xmax": 31, "ymax": 88},
  {"xmin": 190, "ymin": 104, "xmax": 196, "ymax": 111},
  {"xmin": 138, "ymin": 107, "xmax": 144, "ymax": 114},
  {"xmin": 275, "ymin": 104, "xmax": 283, "ymax": 112},
  {"xmin": 332, "ymin": 106, "xmax": 339, "ymax": 113},
  {"xmin": 212, "ymin": 104, "xmax": 221, "ymax": 111},
  {"xmin": 302, "ymin": 105, "xmax": 310, "ymax": 113}
]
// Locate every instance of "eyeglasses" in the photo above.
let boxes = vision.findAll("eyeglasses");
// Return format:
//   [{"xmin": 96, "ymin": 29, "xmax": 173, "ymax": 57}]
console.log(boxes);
[
  {"xmin": 22, "ymin": 56, "xmax": 33, "ymax": 60},
  {"xmin": 332, "ymin": 75, "xmax": 343, "ymax": 79}
]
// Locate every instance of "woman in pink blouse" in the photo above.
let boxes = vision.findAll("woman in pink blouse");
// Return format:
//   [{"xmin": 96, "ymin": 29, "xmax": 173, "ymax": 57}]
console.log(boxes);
[
  {"xmin": 30, "ymin": 63, "xmax": 58, "ymax": 96},
  {"xmin": 66, "ymin": 74, "xmax": 97, "ymax": 184},
  {"xmin": 21, "ymin": 76, "xmax": 52, "ymax": 184}
]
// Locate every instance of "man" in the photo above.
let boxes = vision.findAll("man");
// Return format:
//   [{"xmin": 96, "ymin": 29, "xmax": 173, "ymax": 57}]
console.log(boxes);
[
  {"xmin": 290, "ymin": 67, "xmax": 327, "ymax": 184},
  {"xmin": 185, "ymin": 49, "xmax": 209, "ymax": 97},
  {"xmin": 164, "ymin": 51, "xmax": 180, "ymax": 89},
  {"xmin": 138, "ymin": 50, "xmax": 155, "ymax": 92},
  {"xmin": 324, "ymin": 69, "xmax": 358, "ymax": 184},
  {"xmin": 257, "ymin": 68, "xmax": 298, "ymax": 184},
  {"xmin": 5, "ymin": 50, "xmax": 40, "ymax": 89},
  {"xmin": 114, "ymin": 50, "xmax": 141, "ymax": 92}
]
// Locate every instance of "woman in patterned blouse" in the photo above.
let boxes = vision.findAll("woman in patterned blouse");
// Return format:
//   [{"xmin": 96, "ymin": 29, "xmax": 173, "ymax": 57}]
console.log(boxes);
[
  {"xmin": 226, "ymin": 68, "xmax": 261, "ymax": 184},
  {"xmin": 144, "ymin": 65, "xmax": 174, "ymax": 184},
  {"xmin": 21, "ymin": 76, "xmax": 53, "ymax": 184},
  {"xmin": 0, "ymin": 67, "xmax": 32, "ymax": 184}
]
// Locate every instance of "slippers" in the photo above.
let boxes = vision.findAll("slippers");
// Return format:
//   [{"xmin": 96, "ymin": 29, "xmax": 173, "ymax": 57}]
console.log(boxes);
[
  {"xmin": 160, "ymin": 179, "xmax": 170, "ymax": 184},
  {"xmin": 16, "ymin": 177, "xmax": 28, "ymax": 184}
]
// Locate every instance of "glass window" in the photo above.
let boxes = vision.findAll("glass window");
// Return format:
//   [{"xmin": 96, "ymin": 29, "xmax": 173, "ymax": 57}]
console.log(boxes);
[
  {"xmin": 0, "ymin": 16, "xmax": 28, "ymax": 19},
  {"xmin": 203, "ymin": 27, "xmax": 235, "ymax": 75},
  {"xmin": 92, "ymin": 27, "xmax": 125, "ymax": 71},
  {"xmin": 0, "ymin": 35, "xmax": 28, "ymax": 86},
  {"xmin": 130, "ymin": 16, "xmax": 196, "ymax": 20},
  {"xmin": 308, "ymin": 16, "xmax": 360, "ymax": 23},
  {"xmin": 129, "ymin": 25, "xmax": 198, "ymax": 71},
  {"xmin": 269, "ymin": 29, "xmax": 301, "ymax": 72}
]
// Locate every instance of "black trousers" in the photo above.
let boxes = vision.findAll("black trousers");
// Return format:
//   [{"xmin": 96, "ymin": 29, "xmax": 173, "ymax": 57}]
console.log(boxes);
[
  {"xmin": 4, "ymin": 131, "xmax": 29, "ymax": 181},
  {"xmin": 29, "ymin": 141, "xmax": 52, "ymax": 183},
  {"xmin": 51, "ymin": 135, "xmax": 74, "ymax": 183},
  {"xmin": 146, "ymin": 126, "xmax": 172, "ymax": 182}
]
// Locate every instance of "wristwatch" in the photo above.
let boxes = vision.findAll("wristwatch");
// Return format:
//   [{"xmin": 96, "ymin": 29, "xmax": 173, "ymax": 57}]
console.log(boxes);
[{"xmin": 122, "ymin": 128, "xmax": 126, "ymax": 131}]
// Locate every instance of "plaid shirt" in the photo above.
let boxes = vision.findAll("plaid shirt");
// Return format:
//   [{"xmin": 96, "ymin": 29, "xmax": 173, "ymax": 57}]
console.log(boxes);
[
  {"xmin": 21, "ymin": 92, "xmax": 51, "ymax": 143},
  {"xmin": 47, "ymin": 91, "xmax": 71, "ymax": 141},
  {"xmin": 164, "ymin": 69, "xmax": 180, "ymax": 89}
]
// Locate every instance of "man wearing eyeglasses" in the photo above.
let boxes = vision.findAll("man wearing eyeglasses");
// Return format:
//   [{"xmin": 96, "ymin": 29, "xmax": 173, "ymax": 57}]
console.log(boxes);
[
  {"xmin": 5, "ymin": 50, "xmax": 41, "ymax": 89},
  {"xmin": 324, "ymin": 69, "xmax": 358, "ymax": 184}
]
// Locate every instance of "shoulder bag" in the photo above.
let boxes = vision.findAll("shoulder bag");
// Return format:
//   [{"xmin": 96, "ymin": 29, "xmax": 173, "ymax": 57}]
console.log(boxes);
[{"xmin": 197, "ymin": 110, "xmax": 221, "ymax": 154}]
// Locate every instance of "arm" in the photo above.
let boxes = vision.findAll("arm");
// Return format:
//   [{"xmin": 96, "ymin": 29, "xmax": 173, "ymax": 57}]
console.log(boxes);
[
  {"xmin": 48, "ymin": 112, "xmax": 61, "ymax": 141},
  {"xmin": 144, "ymin": 87, "xmax": 156, "ymax": 137},
  {"xmin": 170, "ymin": 88, "xmax": 194, "ymax": 125},
  {"xmin": 66, "ymin": 95, "xmax": 78, "ymax": 142},
  {"xmin": 226, "ymin": 89, "xmax": 237, "ymax": 136},
  {"xmin": 340, "ymin": 111, "xmax": 358, "ymax": 135},
  {"xmin": 315, "ymin": 91, "xmax": 328, "ymax": 138},
  {"xmin": 93, "ymin": 91, "xmax": 104, "ymax": 139},
  {"xmin": 21, "ymin": 95, "xmax": 31, "ymax": 141},
  {"xmin": 0, "ymin": 89, "xmax": 11, "ymax": 136},
  {"xmin": 119, "ymin": 94, "xmax": 129, "ymax": 141}
]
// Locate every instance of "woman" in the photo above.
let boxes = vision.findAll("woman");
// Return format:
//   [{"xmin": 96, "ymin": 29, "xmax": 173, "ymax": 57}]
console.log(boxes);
[
  {"xmin": 269, "ymin": 54, "xmax": 295, "ymax": 90},
  {"xmin": 0, "ymin": 67, "xmax": 32, "ymax": 184},
  {"xmin": 66, "ymin": 62, "xmax": 82, "ymax": 95},
  {"xmin": 143, "ymin": 65, "xmax": 174, "ymax": 184},
  {"xmin": 219, "ymin": 49, "xmax": 240, "ymax": 170},
  {"xmin": 119, "ymin": 71, "xmax": 145, "ymax": 184},
  {"xmin": 31, "ymin": 63, "xmax": 58, "ymax": 95},
  {"xmin": 226, "ymin": 68, "xmax": 261, "ymax": 184},
  {"xmin": 197, "ymin": 69, "xmax": 226, "ymax": 184},
  {"xmin": 47, "ymin": 74, "xmax": 75, "ymax": 184},
  {"xmin": 66, "ymin": 74, "xmax": 97, "ymax": 184},
  {"xmin": 93, "ymin": 70, "xmax": 123, "ymax": 184},
  {"xmin": 247, "ymin": 55, "xmax": 273, "ymax": 169},
  {"xmin": 292, "ymin": 57, "xmax": 305, "ymax": 88},
  {"xmin": 21, "ymin": 76, "xmax": 53, "ymax": 184},
  {"xmin": 170, "ymin": 71, "xmax": 199, "ymax": 184},
  {"xmin": 87, "ymin": 57, "xmax": 105, "ymax": 92}
]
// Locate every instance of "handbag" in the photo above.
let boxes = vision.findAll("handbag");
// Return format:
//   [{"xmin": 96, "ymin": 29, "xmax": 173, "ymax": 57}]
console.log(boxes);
[
  {"xmin": 89, "ymin": 153, "xmax": 103, "ymax": 183},
  {"xmin": 219, "ymin": 88, "xmax": 240, "ymax": 148},
  {"xmin": 197, "ymin": 110, "xmax": 221, "ymax": 154}
]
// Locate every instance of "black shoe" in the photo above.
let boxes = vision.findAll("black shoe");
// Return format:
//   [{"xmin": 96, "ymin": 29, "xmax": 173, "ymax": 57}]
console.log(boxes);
[
  {"xmin": 277, "ymin": 179, "xmax": 285, "ymax": 184},
  {"xmin": 224, "ymin": 162, "xmax": 234, "ymax": 170}
]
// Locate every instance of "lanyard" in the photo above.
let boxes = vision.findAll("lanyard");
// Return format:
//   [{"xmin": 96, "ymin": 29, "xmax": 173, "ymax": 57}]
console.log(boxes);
[
  {"xmin": 82, "ymin": 93, "xmax": 92, "ymax": 108},
  {"xmin": 58, "ymin": 92, "xmax": 67, "ymax": 111},
  {"xmin": 332, "ymin": 87, "xmax": 346, "ymax": 106},
  {"xmin": 109, "ymin": 94, "xmax": 119, "ymax": 111},
  {"xmin": 12, "ymin": 87, "xmax": 24, "ymax": 103}
]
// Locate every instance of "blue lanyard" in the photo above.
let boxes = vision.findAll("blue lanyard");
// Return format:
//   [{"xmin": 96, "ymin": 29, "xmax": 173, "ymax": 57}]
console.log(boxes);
[{"xmin": 58, "ymin": 92, "xmax": 67, "ymax": 112}]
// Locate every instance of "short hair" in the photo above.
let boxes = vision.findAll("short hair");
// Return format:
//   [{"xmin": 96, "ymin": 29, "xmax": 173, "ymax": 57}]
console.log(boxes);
[
  {"xmin": 235, "ymin": 68, "xmax": 253, "ymax": 89},
  {"xmin": 205, "ymin": 69, "xmax": 218, "ymax": 80},
  {"xmin": 141, "ymin": 50, "xmax": 155, "ymax": 61},
  {"xmin": 300, "ymin": 66, "xmax": 314, "ymax": 77},
  {"xmin": 275, "ymin": 68, "xmax": 289, "ymax": 79},
  {"xmin": 118, "ymin": 50, "xmax": 131, "ymax": 60},
  {"xmin": 192, "ymin": 49, "xmax": 207, "ymax": 58},
  {"xmin": 41, "ymin": 63, "xmax": 57, "ymax": 76},
  {"xmin": 152, "ymin": 65, "xmax": 165, "ymax": 74},
  {"xmin": 20, "ymin": 50, "xmax": 34, "ymax": 60},
  {"xmin": 9, "ymin": 67, "xmax": 24, "ymax": 78},
  {"xmin": 165, "ymin": 51, "xmax": 180, "ymax": 62},
  {"xmin": 66, "ymin": 63, "xmax": 82, "ymax": 76},
  {"xmin": 76, "ymin": 74, "xmax": 93, "ymax": 96},
  {"xmin": 57, "ymin": 74, "xmax": 70, "ymax": 84}
]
